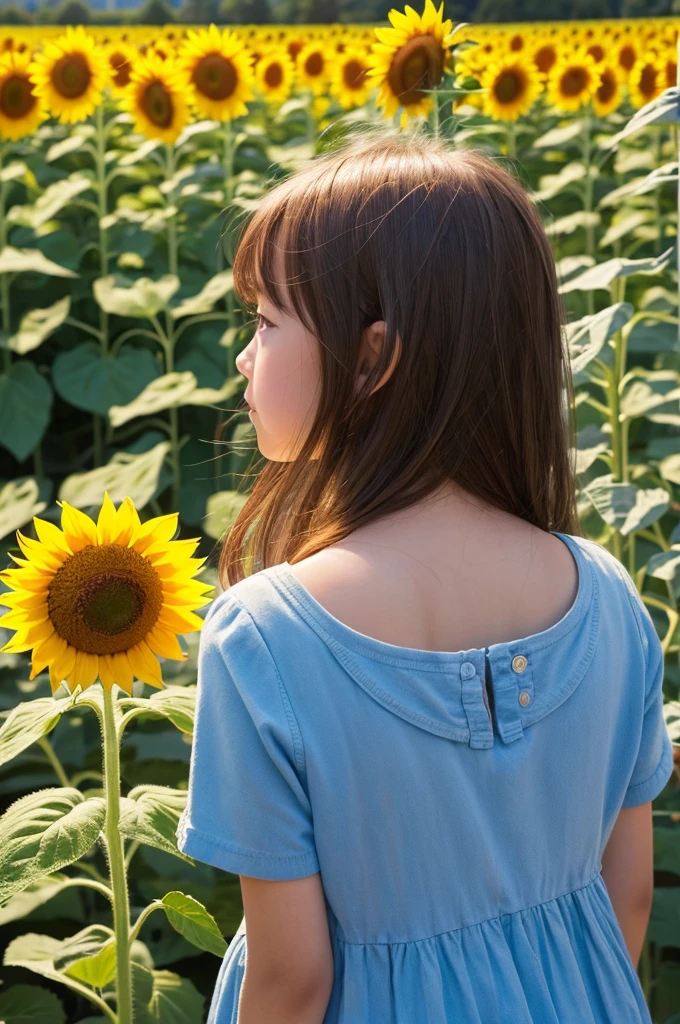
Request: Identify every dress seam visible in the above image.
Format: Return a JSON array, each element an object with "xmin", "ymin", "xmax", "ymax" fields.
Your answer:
[
  {"xmin": 333, "ymin": 871, "xmax": 603, "ymax": 946},
  {"xmin": 178, "ymin": 821, "xmax": 319, "ymax": 862}
]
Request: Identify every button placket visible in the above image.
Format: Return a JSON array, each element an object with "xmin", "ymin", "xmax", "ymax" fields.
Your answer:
[
  {"xmin": 486, "ymin": 649, "xmax": 533, "ymax": 744},
  {"xmin": 460, "ymin": 659, "xmax": 494, "ymax": 749}
]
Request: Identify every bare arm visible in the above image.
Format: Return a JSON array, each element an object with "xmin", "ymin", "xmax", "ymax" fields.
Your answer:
[
  {"xmin": 601, "ymin": 802, "xmax": 655, "ymax": 968},
  {"xmin": 236, "ymin": 872, "xmax": 334, "ymax": 1024}
]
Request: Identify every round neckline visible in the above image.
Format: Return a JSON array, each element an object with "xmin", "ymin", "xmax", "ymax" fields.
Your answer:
[{"xmin": 263, "ymin": 531, "xmax": 594, "ymax": 670}]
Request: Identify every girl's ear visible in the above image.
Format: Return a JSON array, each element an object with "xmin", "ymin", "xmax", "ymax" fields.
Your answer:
[{"xmin": 356, "ymin": 321, "xmax": 402, "ymax": 398}]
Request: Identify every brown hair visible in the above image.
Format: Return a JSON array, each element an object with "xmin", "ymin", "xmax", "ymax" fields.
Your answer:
[{"xmin": 219, "ymin": 123, "xmax": 579, "ymax": 586}]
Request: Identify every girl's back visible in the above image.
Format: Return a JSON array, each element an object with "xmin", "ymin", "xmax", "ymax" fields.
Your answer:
[{"xmin": 176, "ymin": 127, "xmax": 674, "ymax": 1022}]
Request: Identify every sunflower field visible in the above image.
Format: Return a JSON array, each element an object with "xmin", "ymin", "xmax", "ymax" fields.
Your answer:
[{"xmin": 0, "ymin": 5, "xmax": 680, "ymax": 1022}]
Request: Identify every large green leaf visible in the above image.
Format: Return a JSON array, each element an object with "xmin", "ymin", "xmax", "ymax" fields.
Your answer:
[
  {"xmin": 157, "ymin": 891, "xmax": 226, "ymax": 957},
  {"xmin": 109, "ymin": 371, "xmax": 198, "ymax": 427},
  {"xmin": 598, "ymin": 163, "xmax": 678, "ymax": 208},
  {"xmin": 566, "ymin": 302, "xmax": 633, "ymax": 375},
  {"xmin": 646, "ymin": 547, "xmax": 680, "ymax": 581},
  {"xmin": 533, "ymin": 162, "xmax": 587, "ymax": 202},
  {"xmin": 52, "ymin": 342, "xmax": 160, "ymax": 415},
  {"xmin": 0, "ymin": 361, "xmax": 53, "ymax": 462},
  {"xmin": 170, "ymin": 272, "xmax": 234, "ymax": 319},
  {"xmin": 0, "ymin": 984, "xmax": 66, "ymax": 1024},
  {"xmin": 575, "ymin": 424, "xmax": 609, "ymax": 475},
  {"xmin": 626, "ymin": 317, "xmax": 679, "ymax": 354},
  {"xmin": 544, "ymin": 211, "xmax": 600, "ymax": 238},
  {"xmin": 119, "ymin": 785, "xmax": 192, "ymax": 862},
  {"xmin": 0, "ymin": 246, "xmax": 77, "ymax": 278},
  {"xmin": 0, "ymin": 477, "xmax": 46, "ymax": 541},
  {"xmin": 7, "ymin": 175, "xmax": 93, "ymax": 230},
  {"xmin": 147, "ymin": 969, "xmax": 205, "ymax": 1024},
  {"xmin": 204, "ymin": 489, "xmax": 249, "ymax": 541},
  {"xmin": 118, "ymin": 686, "xmax": 196, "ymax": 735},
  {"xmin": 660, "ymin": 453, "xmax": 680, "ymax": 485},
  {"xmin": 4, "ymin": 296, "xmax": 71, "ymax": 355},
  {"xmin": 559, "ymin": 247, "xmax": 673, "ymax": 294},
  {"xmin": 582, "ymin": 475, "xmax": 669, "ymax": 536},
  {"xmin": 620, "ymin": 380, "xmax": 680, "ymax": 421},
  {"xmin": 0, "ymin": 693, "xmax": 77, "ymax": 768},
  {"xmin": 94, "ymin": 275, "xmax": 180, "ymax": 318},
  {"xmin": 0, "ymin": 789, "xmax": 105, "ymax": 903},
  {"xmin": 532, "ymin": 119, "xmax": 586, "ymax": 149},
  {"xmin": 56, "ymin": 925, "xmax": 117, "ymax": 988},
  {"xmin": 610, "ymin": 87, "xmax": 680, "ymax": 144},
  {"xmin": 0, "ymin": 873, "xmax": 71, "ymax": 926},
  {"xmin": 598, "ymin": 211, "xmax": 652, "ymax": 249},
  {"xmin": 59, "ymin": 440, "xmax": 170, "ymax": 510}
]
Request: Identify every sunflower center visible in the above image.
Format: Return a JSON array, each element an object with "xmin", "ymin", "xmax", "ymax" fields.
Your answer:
[
  {"xmin": 494, "ymin": 69, "xmax": 524, "ymax": 104},
  {"xmin": 387, "ymin": 34, "xmax": 444, "ymax": 107},
  {"xmin": 560, "ymin": 66, "xmax": 588, "ymax": 97},
  {"xmin": 587, "ymin": 44, "xmax": 604, "ymax": 62},
  {"xmin": 51, "ymin": 52, "xmax": 91, "ymax": 100},
  {"xmin": 666, "ymin": 61, "xmax": 677, "ymax": 88},
  {"xmin": 640, "ymin": 64, "xmax": 658, "ymax": 99},
  {"xmin": 192, "ymin": 52, "xmax": 237, "ymax": 100},
  {"xmin": 109, "ymin": 51, "xmax": 131, "ymax": 89},
  {"xmin": 597, "ymin": 69, "xmax": 616, "ymax": 104},
  {"xmin": 534, "ymin": 45, "xmax": 557, "ymax": 73},
  {"xmin": 142, "ymin": 80, "xmax": 173, "ymax": 128},
  {"xmin": 0, "ymin": 73, "xmax": 36, "ymax": 119},
  {"xmin": 47, "ymin": 544, "xmax": 164, "ymax": 655},
  {"xmin": 264, "ymin": 61, "xmax": 283, "ymax": 88},
  {"xmin": 618, "ymin": 45, "xmax": 636, "ymax": 71},
  {"xmin": 304, "ymin": 51, "xmax": 324, "ymax": 77},
  {"xmin": 343, "ymin": 59, "xmax": 365, "ymax": 90}
]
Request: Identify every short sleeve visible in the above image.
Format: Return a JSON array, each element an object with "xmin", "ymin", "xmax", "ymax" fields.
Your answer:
[
  {"xmin": 176, "ymin": 591, "xmax": 320, "ymax": 880},
  {"xmin": 621, "ymin": 595, "xmax": 674, "ymax": 808}
]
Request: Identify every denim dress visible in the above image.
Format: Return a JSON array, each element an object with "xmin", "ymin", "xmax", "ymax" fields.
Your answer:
[{"xmin": 176, "ymin": 531, "xmax": 674, "ymax": 1023}]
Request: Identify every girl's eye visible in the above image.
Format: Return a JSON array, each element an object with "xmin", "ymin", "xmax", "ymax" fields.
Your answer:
[{"xmin": 256, "ymin": 312, "xmax": 274, "ymax": 331}]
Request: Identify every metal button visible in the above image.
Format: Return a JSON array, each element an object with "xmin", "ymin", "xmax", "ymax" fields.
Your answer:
[
  {"xmin": 519, "ymin": 691, "xmax": 531, "ymax": 707},
  {"xmin": 512, "ymin": 655, "xmax": 527, "ymax": 673},
  {"xmin": 460, "ymin": 661, "xmax": 476, "ymax": 679}
]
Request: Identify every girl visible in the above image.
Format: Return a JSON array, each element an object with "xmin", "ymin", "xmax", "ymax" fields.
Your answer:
[{"xmin": 176, "ymin": 125, "xmax": 674, "ymax": 1023}]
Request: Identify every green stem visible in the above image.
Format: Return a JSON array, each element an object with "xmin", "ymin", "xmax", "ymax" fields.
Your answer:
[
  {"xmin": 129, "ymin": 901, "xmax": 162, "ymax": 945},
  {"xmin": 94, "ymin": 105, "xmax": 110, "ymax": 468},
  {"xmin": 0, "ymin": 143, "xmax": 11, "ymax": 374},
  {"xmin": 101, "ymin": 685, "xmax": 133, "ymax": 1024},
  {"xmin": 164, "ymin": 145, "xmax": 181, "ymax": 508},
  {"xmin": 640, "ymin": 934, "xmax": 652, "ymax": 1005},
  {"xmin": 583, "ymin": 108, "xmax": 595, "ymax": 316},
  {"xmin": 429, "ymin": 86, "xmax": 440, "ymax": 137},
  {"xmin": 37, "ymin": 736, "xmax": 70, "ymax": 787},
  {"xmin": 60, "ymin": 876, "xmax": 114, "ymax": 904},
  {"xmin": 505, "ymin": 119, "xmax": 516, "ymax": 159}
]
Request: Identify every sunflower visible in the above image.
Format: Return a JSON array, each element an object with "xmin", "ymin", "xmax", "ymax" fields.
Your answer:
[
  {"xmin": 28, "ymin": 25, "xmax": 110, "ymax": 124},
  {"xmin": 530, "ymin": 36, "xmax": 559, "ymax": 77},
  {"xmin": 0, "ymin": 494, "xmax": 212, "ymax": 696},
  {"xmin": 255, "ymin": 47, "xmax": 295, "ymax": 105},
  {"xmin": 629, "ymin": 55, "xmax": 665, "ymax": 109},
  {"xmin": 481, "ymin": 56, "xmax": 543, "ymax": 122},
  {"xmin": 330, "ymin": 46, "xmax": 373, "ymax": 109},
  {"xmin": 0, "ymin": 50, "xmax": 44, "ymax": 140},
  {"xmin": 546, "ymin": 50, "xmax": 601, "ymax": 113},
  {"xmin": 592, "ymin": 64, "xmax": 621, "ymax": 118},
  {"xmin": 175, "ymin": 24, "xmax": 254, "ymax": 121},
  {"xmin": 105, "ymin": 41, "xmax": 136, "ymax": 96},
  {"xmin": 664, "ymin": 56, "xmax": 677, "ymax": 90},
  {"xmin": 614, "ymin": 36, "xmax": 638, "ymax": 78},
  {"xmin": 366, "ymin": 0, "xmax": 458, "ymax": 128},
  {"xmin": 296, "ymin": 42, "xmax": 329, "ymax": 96},
  {"xmin": 123, "ymin": 53, "xmax": 190, "ymax": 144}
]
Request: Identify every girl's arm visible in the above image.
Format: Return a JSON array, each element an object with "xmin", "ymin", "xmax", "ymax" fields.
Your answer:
[
  {"xmin": 601, "ymin": 803, "xmax": 655, "ymax": 968},
  {"xmin": 236, "ymin": 872, "xmax": 334, "ymax": 1023}
]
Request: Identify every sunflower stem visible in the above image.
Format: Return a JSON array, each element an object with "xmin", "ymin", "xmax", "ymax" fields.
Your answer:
[
  {"xmin": 101, "ymin": 684, "xmax": 134, "ymax": 1024},
  {"xmin": 429, "ymin": 86, "xmax": 440, "ymax": 137},
  {"xmin": 582, "ymin": 106, "xmax": 595, "ymax": 316},
  {"xmin": 93, "ymin": 104, "xmax": 110, "ymax": 468},
  {"xmin": 0, "ymin": 143, "xmax": 11, "ymax": 374},
  {"xmin": 505, "ymin": 119, "xmax": 516, "ymax": 160},
  {"xmin": 164, "ymin": 145, "xmax": 182, "ymax": 509}
]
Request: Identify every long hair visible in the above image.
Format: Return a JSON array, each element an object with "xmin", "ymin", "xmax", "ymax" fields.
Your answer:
[{"xmin": 219, "ymin": 123, "xmax": 579, "ymax": 586}]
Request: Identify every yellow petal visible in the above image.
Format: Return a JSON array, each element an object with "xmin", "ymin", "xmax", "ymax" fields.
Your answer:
[
  {"xmin": 0, "ymin": 608, "xmax": 41, "ymax": 630},
  {"xmin": 99, "ymin": 653, "xmax": 117, "ymax": 690},
  {"xmin": 72, "ymin": 650, "xmax": 99, "ymax": 690},
  {"xmin": 0, "ymin": 590, "xmax": 48, "ymax": 611},
  {"xmin": 130, "ymin": 513, "xmax": 179, "ymax": 555},
  {"xmin": 32, "ymin": 517, "xmax": 73, "ymax": 558},
  {"xmin": 112, "ymin": 497, "xmax": 141, "ymax": 547},
  {"xmin": 97, "ymin": 492, "xmax": 117, "ymax": 546},
  {"xmin": 57, "ymin": 500, "xmax": 98, "ymax": 552},
  {"xmin": 157, "ymin": 606, "xmax": 204, "ymax": 634},
  {"xmin": 128, "ymin": 641, "xmax": 163, "ymax": 690},
  {"xmin": 53, "ymin": 642, "xmax": 77, "ymax": 682},
  {"xmin": 16, "ymin": 531, "xmax": 63, "ymax": 571},
  {"xmin": 33, "ymin": 629, "xmax": 67, "ymax": 666},
  {"xmin": 146, "ymin": 624, "xmax": 186, "ymax": 661},
  {"xmin": 111, "ymin": 651, "xmax": 133, "ymax": 695},
  {"xmin": 144, "ymin": 536, "xmax": 200, "ymax": 565}
]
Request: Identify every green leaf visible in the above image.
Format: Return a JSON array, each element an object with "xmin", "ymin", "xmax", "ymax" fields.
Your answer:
[
  {"xmin": 108, "ymin": 371, "xmax": 198, "ymax": 427},
  {"xmin": 566, "ymin": 302, "xmax": 633, "ymax": 375},
  {"xmin": 119, "ymin": 785, "xmax": 192, "ymax": 862},
  {"xmin": 559, "ymin": 248, "xmax": 674, "ymax": 294},
  {"xmin": 7, "ymin": 175, "xmax": 92, "ymax": 230},
  {"xmin": 598, "ymin": 211, "xmax": 651, "ymax": 248},
  {"xmin": 0, "ymin": 693, "xmax": 77, "ymax": 768},
  {"xmin": 0, "ymin": 361, "xmax": 53, "ymax": 462},
  {"xmin": 0, "ymin": 788, "xmax": 106, "ymax": 903},
  {"xmin": 0, "ymin": 873, "xmax": 71, "ymax": 926},
  {"xmin": 118, "ymin": 685, "xmax": 196, "ymax": 735},
  {"xmin": 147, "ymin": 969, "xmax": 205, "ymax": 1024},
  {"xmin": 627, "ymin": 317, "xmax": 679, "ymax": 354},
  {"xmin": 204, "ymin": 489, "xmax": 249, "ymax": 541},
  {"xmin": 556, "ymin": 253, "xmax": 595, "ymax": 287},
  {"xmin": 598, "ymin": 163, "xmax": 678, "ymax": 208},
  {"xmin": 0, "ymin": 160, "xmax": 27, "ymax": 183},
  {"xmin": 532, "ymin": 119, "xmax": 585, "ymax": 149},
  {"xmin": 0, "ymin": 246, "xmax": 77, "ymax": 278},
  {"xmin": 0, "ymin": 477, "xmax": 46, "ymax": 541},
  {"xmin": 533, "ymin": 162, "xmax": 587, "ymax": 202},
  {"xmin": 575, "ymin": 424, "xmax": 609, "ymax": 475},
  {"xmin": 583, "ymin": 474, "xmax": 669, "ymax": 536},
  {"xmin": 52, "ymin": 342, "xmax": 160, "ymax": 416},
  {"xmin": 660, "ymin": 453, "xmax": 680, "ymax": 485},
  {"xmin": 59, "ymin": 440, "xmax": 171, "ymax": 511},
  {"xmin": 610, "ymin": 87, "xmax": 680, "ymax": 144},
  {"xmin": 170, "ymin": 271, "xmax": 234, "ymax": 318},
  {"xmin": 94, "ymin": 274, "xmax": 180, "ymax": 318},
  {"xmin": 5, "ymin": 296, "xmax": 70, "ymax": 355},
  {"xmin": 544, "ymin": 211, "xmax": 600, "ymax": 238},
  {"xmin": 620, "ymin": 375, "xmax": 680, "ymax": 421},
  {"xmin": 119, "ymin": 138, "xmax": 161, "ymax": 166},
  {"xmin": 159, "ymin": 891, "xmax": 227, "ymax": 957},
  {"xmin": 0, "ymin": 984, "xmax": 66, "ymax": 1024},
  {"xmin": 646, "ymin": 547, "xmax": 680, "ymax": 581},
  {"xmin": 57, "ymin": 925, "xmax": 116, "ymax": 988}
]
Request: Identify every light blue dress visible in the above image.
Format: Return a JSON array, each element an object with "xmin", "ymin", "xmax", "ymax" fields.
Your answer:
[{"xmin": 176, "ymin": 531, "xmax": 674, "ymax": 1023}]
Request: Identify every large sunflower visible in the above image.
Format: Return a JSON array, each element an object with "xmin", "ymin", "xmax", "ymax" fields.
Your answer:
[
  {"xmin": 366, "ymin": 0, "xmax": 457, "ymax": 127},
  {"xmin": 105, "ymin": 41, "xmax": 137, "ymax": 96},
  {"xmin": 481, "ymin": 55, "xmax": 543, "ymax": 122},
  {"xmin": 546, "ymin": 50, "xmax": 601, "ymax": 113},
  {"xmin": 0, "ymin": 494, "xmax": 212, "ymax": 696},
  {"xmin": 330, "ymin": 46, "xmax": 373, "ymax": 109},
  {"xmin": 176, "ymin": 24, "xmax": 254, "ymax": 121},
  {"xmin": 123, "ymin": 54, "xmax": 190, "ymax": 144},
  {"xmin": 592, "ymin": 64, "xmax": 621, "ymax": 118},
  {"xmin": 629, "ymin": 55, "xmax": 665, "ymax": 110},
  {"xmin": 0, "ymin": 50, "xmax": 44, "ymax": 140},
  {"xmin": 296, "ymin": 42, "xmax": 329, "ymax": 96},
  {"xmin": 255, "ymin": 47, "xmax": 295, "ymax": 106},
  {"xmin": 29, "ymin": 26, "xmax": 110, "ymax": 124}
]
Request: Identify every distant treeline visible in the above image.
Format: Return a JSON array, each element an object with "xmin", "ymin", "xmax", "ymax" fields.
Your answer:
[{"xmin": 0, "ymin": 0, "xmax": 672, "ymax": 29}]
